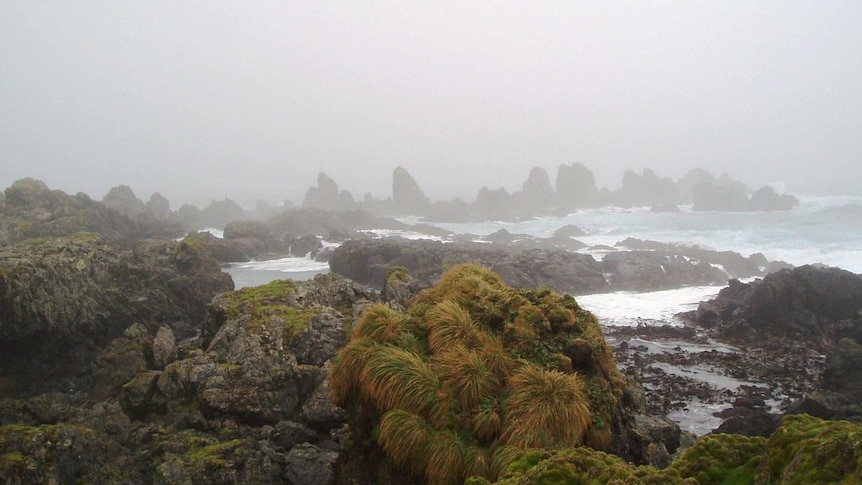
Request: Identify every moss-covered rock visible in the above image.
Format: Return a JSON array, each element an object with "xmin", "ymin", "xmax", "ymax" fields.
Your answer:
[
  {"xmin": 0, "ymin": 233, "xmax": 232, "ymax": 396},
  {"xmin": 476, "ymin": 447, "xmax": 697, "ymax": 484},
  {"xmin": 756, "ymin": 414, "xmax": 862, "ymax": 484},
  {"xmin": 671, "ymin": 433, "xmax": 766, "ymax": 485},
  {"xmin": 152, "ymin": 430, "xmax": 279, "ymax": 484},
  {"xmin": 0, "ymin": 423, "xmax": 118, "ymax": 483}
]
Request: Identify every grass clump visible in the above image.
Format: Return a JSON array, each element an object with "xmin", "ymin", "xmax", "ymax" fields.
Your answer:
[{"xmin": 330, "ymin": 263, "xmax": 627, "ymax": 483}]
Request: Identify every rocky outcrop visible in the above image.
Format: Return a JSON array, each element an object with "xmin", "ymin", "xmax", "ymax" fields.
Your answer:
[
  {"xmin": 687, "ymin": 266, "xmax": 862, "ymax": 348},
  {"xmin": 0, "ymin": 233, "xmax": 233, "ymax": 394},
  {"xmin": 612, "ymin": 169, "xmax": 679, "ymax": 208},
  {"xmin": 0, "ymin": 273, "xmax": 379, "ymax": 484},
  {"xmin": 101, "ymin": 185, "xmax": 146, "ymax": 218},
  {"xmin": 269, "ymin": 208, "xmax": 405, "ymax": 242},
  {"xmin": 391, "ymin": 167, "xmax": 429, "ymax": 215},
  {"xmin": 556, "ymin": 162, "xmax": 600, "ymax": 211},
  {"xmin": 472, "ymin": 187, "xmax": 514, "ymax": 221},
  {"xmin": 1, "ymin": 178, "xmax": 180, "ymax": 247},
  {"xmin": 514, "ymin": 166, "xmax": 555, "ymax": 213},
  {"xmin": 302, "ymin": 173, "xmax": 356, "ymax": 213},
  {"xmin": 328, "ymin": 238, "xmax": 766, "ymax": 295},
  {"xmin": 691, "ymin": 181, "xmax": 749, "ymax": 211},
  {"xmin": 748, "ymin": 185, "xmax": 798, "ymax": 211}
]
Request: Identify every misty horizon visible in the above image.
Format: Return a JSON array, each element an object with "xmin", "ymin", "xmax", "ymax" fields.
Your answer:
[{"xmin": 3, "ymin": 2, "xmax": 861, "ymax": 207}]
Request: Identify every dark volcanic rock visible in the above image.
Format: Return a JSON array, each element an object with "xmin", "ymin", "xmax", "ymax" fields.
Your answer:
[
  {"xmin": 688, "ymin": 266, "xmax": 862, "ymax": 348},
  {"xmin": 328, "ymin": 238, "xmax": 762, "ymax": 296},
  {"xmin": 0, "ymin": 233, "xmax": 233, "ymax": 394},
  {"xmin": 329, "ymin": 238, "xmax": 608, "ymax": 294},
  {"xmin": 600, "ymin": 251, "xmax": 728, "ymax": 291},
  {"xmin": 182, "ymin": 230, "xmax": 251, "ymax": 262},
  {"xmin": 822, "ymin": 337, "xmax": 862, "ymax": 402}
]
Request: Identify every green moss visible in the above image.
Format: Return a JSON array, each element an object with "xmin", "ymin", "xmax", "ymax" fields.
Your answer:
[
  {"xmin": 758, "ymin": 414, "xmax": 862, "ymax": 484},
  {"xmin": 386, "ymin": 265, "xmax": 411, "ymax": 284},
  {"xmin": 187, "ymin": 439, "xmax": 245, "ymax": 466},
  {"xmin": 0, "ymin": 451, "xmax": 24, "ymax": 465},
  {"xmin": 225, "ymin": 280, "xmax": 296, "ymax": 319},
  {"xmin": 491, "ymin": 447, "xmax": 696, "ymax": 484},
  {"xmin": 671, "ymin": 434, "xmax": 765, "ymax": 485},
  {"xmin": 221, "ymin": 279, "xmax": 319, "ymax": 343}
]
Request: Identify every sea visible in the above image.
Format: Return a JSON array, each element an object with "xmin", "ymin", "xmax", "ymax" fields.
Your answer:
[{"xmin": 218, "ymin": 194, "xmax": 862, "ymax": 434}]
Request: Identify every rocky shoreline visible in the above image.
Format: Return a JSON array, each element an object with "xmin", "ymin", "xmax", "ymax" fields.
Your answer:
[{"xmin": 2, "ymin": 179, "xmax": 862, "ymax": 483}]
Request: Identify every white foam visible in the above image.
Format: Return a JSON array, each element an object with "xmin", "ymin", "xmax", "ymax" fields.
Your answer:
[
  {"xmin": 359, "ymin": 229, "xmax": 446, "ymax": 242},
  {"xmin": 201, "ymin": 228, "xmax": 224, "ymax": 239},
  {"xmin": 428, "ymin": 196, "xmax": 862, "ymax": 274},
  {"xmin": 576, "ymin": 285, "xmax": 723, "ymax": 327},
  {"xmin": 231, "ymin": 256, "xmax": 329, "ymax": 272}
]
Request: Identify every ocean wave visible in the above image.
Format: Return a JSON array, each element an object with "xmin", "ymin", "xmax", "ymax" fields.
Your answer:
[
  {"xmin": 576, "ymin": 285, "xmax": 724, "ymax": 327},
  {"xmin": 358, "ymin": 229, "xmax": 447, "ymax": 242},
  {"xmin": 230, "ymin": 256, "xmax": 330, "ymax": 272}
]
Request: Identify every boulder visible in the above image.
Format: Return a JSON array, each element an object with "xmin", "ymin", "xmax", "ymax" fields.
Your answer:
[
  {"xmin": 284, "ymin": 443, "xmax": 338, "ymax": 485},
  {"xmin": 153, "ymin": 326, "xmax": 178, "ymax": 369}
]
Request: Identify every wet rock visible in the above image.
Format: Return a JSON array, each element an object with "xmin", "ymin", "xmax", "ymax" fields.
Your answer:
[
  {"xmin": 687, "ymin": 266, "xmax": 862, "ymax": 348},
  {"xmin": 290, "ymin": 309, "xmax": 346, "ymax": 367},
  {"xmin": 153, "ymin": 327, "xmax": 178, "ymax": 369},
  {"xmin": 822, "ymin": 337, "xmax": 862, "ymax": 401},
  {"xmin": 284, "ymin": 442, "xmax": 338, "ymax": 485},
  {"xmin": 382, "ymin": 265, "xmax": 418, "ymax": 308},
  {"xmin": 270, "ymin": 420, "xmax": 317, "ymax": 450},
  {"xmin": 330, "ymin": 238, "xmax": 767, "ymax": 296},
  {"xmin": 90, "ymin": 324, "xmax": 152, "ymax": 401}
]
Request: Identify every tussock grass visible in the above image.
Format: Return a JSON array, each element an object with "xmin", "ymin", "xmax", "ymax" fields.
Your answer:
[
  {"xmin": 329, "ymin": 263, "xmax": 625, "ymax": 482},
  {"xmin": 352, "ymin": 303, "xmax": 412, "ymax": 344},
  {"xmin": 329, "ymin": 337, "xmax": 380, "ymax": 406},
  {"xmin": 501, "ymin": 364, "xmax": 591, "ymax": 449},
  {"xmin": 361, "ymin": 346, "xmax": 440, "ymax": 417},
  {"xmin": 427, "ymin": 300, "xmax": 483, "ymax": 353},
  {"xmin": 426, "ymin": 430, "xmax": 469, "ymax": 485},
  {"xmin": 376, "ymin": 409, "xmax": 431, "ymax": 476},
  {"xmin": 433, "ymin": 346, "xmax": 501, "ymax": 413}
]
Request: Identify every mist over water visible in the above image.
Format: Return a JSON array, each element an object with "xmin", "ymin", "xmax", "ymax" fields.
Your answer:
[{"xmin": 2, "ymin": 3, "xmax": 862, "ymax": 205}]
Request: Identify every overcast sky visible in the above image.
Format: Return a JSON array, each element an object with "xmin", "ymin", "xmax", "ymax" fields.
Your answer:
[{"xmin": 2, "ymin": 2, "xmax": 861, "ymax": 207}]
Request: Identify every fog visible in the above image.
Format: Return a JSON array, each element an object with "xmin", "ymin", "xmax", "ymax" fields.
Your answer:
[{"xmin": 2, "ymin": 2, "xmax": 861, "ymax": 207}]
